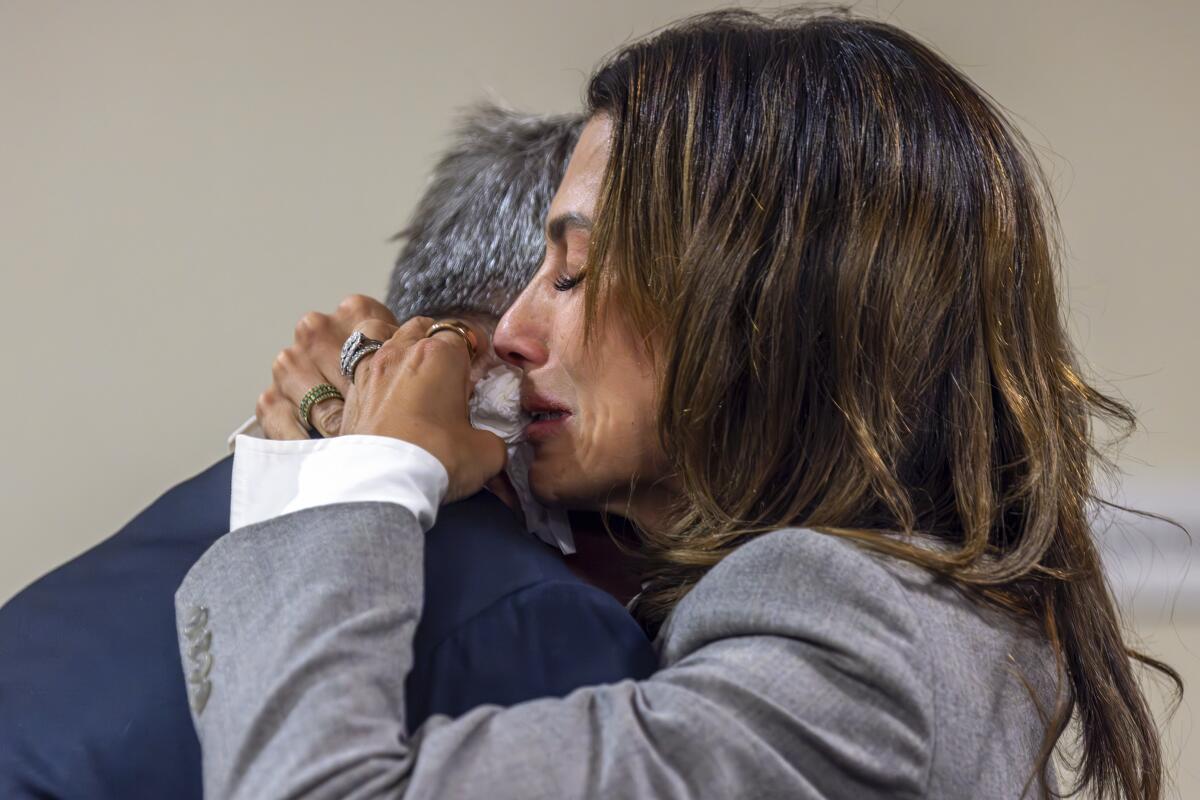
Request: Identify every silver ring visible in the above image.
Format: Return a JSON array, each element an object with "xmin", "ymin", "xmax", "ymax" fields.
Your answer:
[{"xmin": 339, "ymin": 330, "xmax": 385, "ymax": 383}]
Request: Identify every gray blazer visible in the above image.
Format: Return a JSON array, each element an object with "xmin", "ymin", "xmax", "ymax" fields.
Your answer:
[{"xmin": 175, "ymin": 501, "xmax": 1059, "ymax": 799}]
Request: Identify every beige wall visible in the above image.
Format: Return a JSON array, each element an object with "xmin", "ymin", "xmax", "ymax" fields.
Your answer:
[{"xmin": 2, "ymin": 1, "xmax": 1196, "ymax": 795}]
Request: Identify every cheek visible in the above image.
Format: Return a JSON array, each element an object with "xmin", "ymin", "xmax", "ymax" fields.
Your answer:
[
  {"xmin": 572, "ymin": 355, "xmax": 662, "ymax": 479},
  {"xmin": 534, "ymin": 295, "xmax": 668, "ymax": 500}
]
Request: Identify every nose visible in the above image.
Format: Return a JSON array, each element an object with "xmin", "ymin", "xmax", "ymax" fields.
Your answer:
[{"xmin": 494, "ymin": 288, "xmax": 549, "ymax": 370}]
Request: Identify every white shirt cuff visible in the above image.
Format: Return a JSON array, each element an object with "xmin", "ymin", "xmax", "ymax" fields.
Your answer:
[
  {"xmin": 227, "ymin": 415, "xmax": 263, "ymax": 452},
  {"xmin": 229, "ymin": 434, "xmax": 449, "ymax": 533}
]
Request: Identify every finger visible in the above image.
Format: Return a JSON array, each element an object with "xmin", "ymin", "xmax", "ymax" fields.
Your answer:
[
  {"xmin": 256, "ymin": 387, "xmax": 308, "ymax": 440},
  {"xmin": 428, "ymin": 325, "xmax": 477, "ymax": 364},
  {"xmin": 306, "ymin": 397, "xmax": 345, "ymax": 439},
  {"xmin": 344, "ymin": 319, "xmax": 402, "ymax": 385},
  {"xmin": 390, "ymin": 315, "xmax": 437, "ymax": 351},
  {"xmin": 270, "ymin": 350, "xmax": 345, "ymax": 437},
  {"xmin": 353, "ymin": 318, "xmax": 405, "ymax": 341},
  {"xmin": 272, "ymin": 347, "xmax": 336, "ymax": 407},
  {"xmin": 293, "ymin": 311, "xmax": 352, "ymax": 395},
  {"xmin": 356, "ymin": 316, "xmax": 437, "ymax": 386},
  {"xmin": 399, "ymin": 335, "xmax": 474, "ymax": 400},
  {"xmin": 334, "ymin": 294, "xmax": 397, "ymax": 327},
  {"xmin": 324, "ymin": 306, "xmax": 397, "ymax": 393},
  {"xmin": 396, "ymin": 319, "xmax": 476, "ymax": 384},
  {"xmin": 307, "ymin": 332, "xmax": 353, "ymax": 396}
]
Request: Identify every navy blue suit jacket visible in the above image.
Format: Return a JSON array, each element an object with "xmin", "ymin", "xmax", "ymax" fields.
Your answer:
[{"xmin": 0, "ymin": 455, "xmax": 657, "ymax": 799}]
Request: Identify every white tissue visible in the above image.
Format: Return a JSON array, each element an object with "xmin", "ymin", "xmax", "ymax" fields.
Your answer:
[
  {"xmin": 468, "ymin": 365, "xmax": 575, "ymax": 554},
  {"xmin": 466, "ymin": 364, "xmax": 526, "ymax": 444}
]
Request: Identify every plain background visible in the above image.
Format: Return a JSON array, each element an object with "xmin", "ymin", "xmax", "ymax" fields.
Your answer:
[{"xmin": 1, "ymin": 1, "xmax": 1196, "ymax": 795}]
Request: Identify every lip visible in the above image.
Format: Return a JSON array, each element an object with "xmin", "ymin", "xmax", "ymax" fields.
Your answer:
[
  {"xmin": 524, "ymin": 414, "xmax": 571, "ymax": 442},
  {"xmin": 521, "ymin": 390, "xmax": 572, "ymax": 442}
]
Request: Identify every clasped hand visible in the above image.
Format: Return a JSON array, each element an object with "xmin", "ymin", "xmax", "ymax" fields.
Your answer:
[{"xmin": 256, "ymin": 295, "xmax": 507, "ymax": 503}]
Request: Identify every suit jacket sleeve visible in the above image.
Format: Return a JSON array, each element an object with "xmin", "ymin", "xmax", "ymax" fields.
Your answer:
[{"xmin": 176, "ymin": 501, "xmax": 933, "ymax": 800}]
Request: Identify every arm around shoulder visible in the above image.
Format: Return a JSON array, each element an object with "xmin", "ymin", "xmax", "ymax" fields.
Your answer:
[{"xmin": 178, "ymin": 503, "xmax": 935, "ymax": 800}]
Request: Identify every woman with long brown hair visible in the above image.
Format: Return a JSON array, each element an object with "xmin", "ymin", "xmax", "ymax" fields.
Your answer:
[{"xmin": 176, "ymin": 8, "xmax": 1179, "ymax": 798}]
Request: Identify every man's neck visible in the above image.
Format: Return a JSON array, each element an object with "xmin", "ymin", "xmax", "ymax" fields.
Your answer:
[
  {"xmin": 560, "ymin": 511, "xmax": 643, "ymax": 607},
  {"xmin": 484, "ymin": 480, "xmax": 645, "ymax": 607}
]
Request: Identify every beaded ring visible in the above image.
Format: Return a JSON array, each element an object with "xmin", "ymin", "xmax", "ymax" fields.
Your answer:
[{"xmin": 298, "ymin": 383, "xmax": 344, "ymax": 431}]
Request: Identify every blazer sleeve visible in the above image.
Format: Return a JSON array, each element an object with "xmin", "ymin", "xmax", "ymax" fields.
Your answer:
[{"xmin": 176, "ymin": 501, "xmax": 933, "ymax": 800}]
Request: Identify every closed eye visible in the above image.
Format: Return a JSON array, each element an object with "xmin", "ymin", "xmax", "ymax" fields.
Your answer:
[{"xmin": 553, "ymin": 272, "xmax": 585, "ymax": 292}]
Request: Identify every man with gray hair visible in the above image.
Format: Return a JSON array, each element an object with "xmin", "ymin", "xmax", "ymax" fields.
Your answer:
[
  {"xmin": 0, "ymin": 104, "xmax": 656, "ymax": 800},
  {"xmin": 267, "ymin": 104, "xmax": 584, "ymax": 444},
  {"xmin": 387, "ymin": 103, "xmax": 580, "ymax": 321}
]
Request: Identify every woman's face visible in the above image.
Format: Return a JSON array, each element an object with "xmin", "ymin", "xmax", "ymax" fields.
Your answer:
[{"xmin": 493, "ymin": 116, "xmax": 673, "ymax": 523}]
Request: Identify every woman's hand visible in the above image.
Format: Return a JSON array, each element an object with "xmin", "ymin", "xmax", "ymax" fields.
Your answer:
[
  {"xmin": 257, "ymin": 294, "xmax": 398, "ymax": 439},
  {"xmin": 342, "ymin": 317, "xmax": 508, "ymax": 503}
]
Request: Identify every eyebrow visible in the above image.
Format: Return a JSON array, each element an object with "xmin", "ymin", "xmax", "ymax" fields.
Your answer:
[{"xmin": 545, "ymin": 211, "xmax": 593, "ymax": 247}]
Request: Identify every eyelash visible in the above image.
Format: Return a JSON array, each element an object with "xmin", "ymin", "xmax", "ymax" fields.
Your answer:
[{"xmin": 553, "ymin": 272, "xmax": 584, "ymax": 292}]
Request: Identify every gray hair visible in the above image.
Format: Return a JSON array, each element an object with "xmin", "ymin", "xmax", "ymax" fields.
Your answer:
[{"xmin": 385, "ymin": 103, "xmax": 584, "ymax": 321}]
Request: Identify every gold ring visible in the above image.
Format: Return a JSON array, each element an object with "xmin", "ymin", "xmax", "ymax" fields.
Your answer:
[{"xmin": 425, "ymin": 320, "xmax": 478, "ymax": 361}]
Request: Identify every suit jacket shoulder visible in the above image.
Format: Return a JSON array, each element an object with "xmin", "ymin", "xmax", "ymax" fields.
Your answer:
[
  {"xmin": 0, "ymin": 455, "xmax": 231, "ymax": 800},
  {"xmin": 413, "ymin": 579, "xmax": 657, "ymax": 725},
  {"xmin": 410, "ymin": 492, "xmax": 656, "ymax": 726}
]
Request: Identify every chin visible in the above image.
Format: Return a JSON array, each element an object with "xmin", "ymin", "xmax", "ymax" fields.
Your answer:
[
  {"xmin": 527, "ymin": 463, "xmax": 571, "ymax": 508},
  {"xmin": 527, "ymin": 457, "xmax": 597, "ymax": 511}
]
